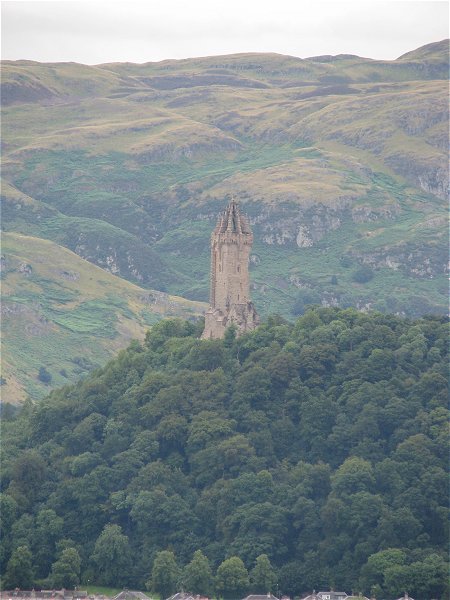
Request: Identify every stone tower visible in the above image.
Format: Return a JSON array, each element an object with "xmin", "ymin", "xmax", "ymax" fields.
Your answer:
[{"xmin": 202, "ymin": 199, "xmax": 259, "ymax": 339}]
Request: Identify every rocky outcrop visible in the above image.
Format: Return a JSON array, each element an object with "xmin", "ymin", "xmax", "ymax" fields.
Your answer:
[
  {"xmin": 18, "ymin": 262, "xmax": 33, "ymax": 275},
  {"xmin": 251, "ymin": 204, "xmax": 344, "ymax": 248},
  {"xmin": 1, "ymin": 301, "xmax": 52, "ymax": 335},
  {"xmin": 58, "ymin": 270, "xmax": 80, "ymax": 281},
  {"xmin": 248, "ymin": 200, "xmax": 399, "ymax": 248},
  {"xmin": 385, "ymin": 153, "xmax": 448, "ymax": 199},
  {"xmin": 351, "ymin": 242, "xmax": 447, "ymax": 278}
]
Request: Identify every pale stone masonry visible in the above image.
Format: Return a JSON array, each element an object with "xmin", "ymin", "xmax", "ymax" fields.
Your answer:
[{"xmin": 202, "ymin": 199, "xmax": 259, "ymax": 339}]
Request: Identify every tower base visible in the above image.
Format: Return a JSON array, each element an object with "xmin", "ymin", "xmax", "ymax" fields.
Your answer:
[{"xmin": 201, "ymin": 302, "xmax": 260, "ymax": 340}]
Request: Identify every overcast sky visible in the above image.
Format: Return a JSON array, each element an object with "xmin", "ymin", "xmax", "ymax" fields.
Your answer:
[{"xmin": 1, "ymin": 0, "xmax": 448, "ymax": 64}]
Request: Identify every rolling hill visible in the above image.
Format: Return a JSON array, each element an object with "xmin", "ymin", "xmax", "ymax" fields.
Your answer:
[
  {"xmin": 1, "ymin": 40, "xmax": 448, "ymax": 402},
  {"xmin": 1, "ymin": 232, "xmax": 205, "ymax": 403}
]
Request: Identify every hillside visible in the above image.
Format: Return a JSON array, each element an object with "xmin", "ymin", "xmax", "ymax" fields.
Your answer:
[
  {"xmin": 1, "ymin": 309, "xmax": 448, "ymax": 597},
  {"xmin": 1, "ymin": 232, "xmax": 205, "ymax": 403},
  {"xmin": 1, "ymin": 40, "xmax": 449, "ymax": 400}
]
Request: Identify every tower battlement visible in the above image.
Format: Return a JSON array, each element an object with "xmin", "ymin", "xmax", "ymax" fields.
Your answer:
[{"xmin": 202, "ymin": 199, "xmax": 259, "ymax": 339}]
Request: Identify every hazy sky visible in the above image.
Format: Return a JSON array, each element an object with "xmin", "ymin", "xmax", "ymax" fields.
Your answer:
[{"xmin": 1, "ymin": 0, "xmax": 448, "ymax": 64}]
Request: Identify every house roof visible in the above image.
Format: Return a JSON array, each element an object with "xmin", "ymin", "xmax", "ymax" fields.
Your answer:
[
  {"xmin": 302, "ymin": 593, "xmax": 348, "ymax": 600},
  {"xmin": 166, "ymin": 594, "xmax": 196, "ymax": 600},
  {"xmin": 1, "ymin": 593, "xmax": 89, "ymax": 600},
  {"xmin": 242, "ymin": 595, "xmax": 280, "ymax": 600},
  {"xmin": 113, "ymin": 593, "xmax": 152, "ymax": 600}
]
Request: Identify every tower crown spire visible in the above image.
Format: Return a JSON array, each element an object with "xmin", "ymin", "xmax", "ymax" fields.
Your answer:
[{"xmin": 215, "ymin": 198, "xmax": 251, "ymax": 235}]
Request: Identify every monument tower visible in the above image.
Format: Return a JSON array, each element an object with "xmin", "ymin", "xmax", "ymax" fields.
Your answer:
[{"xmin": 202, "ymin": 199, "xmax": 259, "ymax": 339}]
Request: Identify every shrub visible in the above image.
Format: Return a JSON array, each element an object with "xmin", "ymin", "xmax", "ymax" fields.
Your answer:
[
  {"xmin": 292, "ymin": 289, "xmax": 321, "ymax": 316},
  {"xmin": 352, "ymin": 266, "xmax": 374, "ymax": 283},
  {"xmin": 38, "ymin": 366, "xmax": 52, "ymax": 384}
]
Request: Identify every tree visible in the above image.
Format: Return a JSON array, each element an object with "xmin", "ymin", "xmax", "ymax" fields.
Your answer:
[
  {"xmin": 4, "ymin": 545, "xmax": 34, "ymax": 589},
  {"xmin": 223, "ymin": 324, "xmax": 237, "ymax": 348},
  {"xmin": 184, "ymin": 340, "xmax": 224, "ymax": 371},
  {"xmin": 359, "ymin": 548, "xmax": 406, "ymax": 594},
  {"xmin": 278, "ymin": 562, "xmax": 304, "ymax": 597},
  {"xmin": 156, "ymin": 414, "xmax": 188, "ymax": 454},
  {"xmin": 8, "ymin": 450, "xmax": 47, "ymax": 510},
  {"xmin": 409, "ymin": 554, "xmax": 449, "ymax": 599},
  {"xmin": 182, "ymin": 550, "xmax": 214, "ymax": 596},
  {"xmin": 91, "ymin": 524, "xmax": 131, "ymax": 586},
  {"xmin": 50, "ymin": 547, "xmax": 81, "ymax": 588},
  {"xmin": 145, "ymin": 318, "xmax": 195, "ymax": 351},
  {"xmin": 383, "ymin": 564, "xmax": 413, "ymax": 598},
  {"xmin": 0, "ymin": 494, "xmax": 18, "ymax": 571},
  {"xmin": 34, "ymin": 508, "xmax": 64, "ymax": 578},
  {"xmin": 292, "ymin": 289, "xmax": 321, "ymax": 316},
  {"xmin": 331, "ymin": 456, "xmax": 375, "ymax": 496},
  {"xmin": 267, "ymin": 353, "xmax": 298, "ymax": 391},
  {"xmin": 225, "ymin": 503, "xmax": 289, "ymax": 564},
  {"xmin": 366, "ymin": 348, "xmax": 394, "ymax": 382},
  {"xmin": 148, "ymin": 550, "xmax": 180, "ymax": 599},
  {"xmin": 38, "ymin": 366, "xmax": 52, "ymax": 384},
  {"xmin": 250, "ymin": 554, "xmax": 277, "ymax": 593},
  {"xmin": 236, "ymin": 366, "xmax": 271, "ymax": 404},
  {"xmin": 130, "ymin": 489, "xmax": 196, "ymax": 550},
  {"xmin": 216, "ymin": 556, "xmax": 249, "ymax": 599},
  {"xmin": 352, "ymin": 266, "xmax": 374, "ymax": 283}
]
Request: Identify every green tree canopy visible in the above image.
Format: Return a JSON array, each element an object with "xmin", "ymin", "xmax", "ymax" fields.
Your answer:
[
  {"xmin": 182, "ymin": 550, "xmax": 214, "ymax": 596},
  {"xmin": 91, "ymin": 524, "xmax": 132, "ymax": 586},
  {"xmin": 250, "ymin": 554, "xmax": 277, "ymax": 593},
  {"xmin": 216, "ymin": 556, "xmax": 249, "ymax": 599},
  {"xmin": 50, "ymin": 547, "xmax": 81, "ymax": 589},
  {"xmin": 1, "ymin": 310, "xmax": 448, "ymax": 594},
  {"xmin": 4, "ymin": 545, "xmax": 34, "ymax": 589},
  {"xmin": 148, "ymin": 550, "xmax": 181, "ymax": 599}
]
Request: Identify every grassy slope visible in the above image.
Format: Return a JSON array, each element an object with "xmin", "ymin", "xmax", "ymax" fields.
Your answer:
[
  {"xmin": 1, "ymin": 60, "xmax": 147, "ymax": 106},
  {"xmin": 1, "ymin": 41, "xmax": 448, "ymax": 402},
  {"xmin": 1, "ymin": 232, "xmax": 205, "ymax": 403}
]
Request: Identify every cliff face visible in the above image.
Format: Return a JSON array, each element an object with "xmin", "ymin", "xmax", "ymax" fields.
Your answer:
[
  {"xmin": 385, "ymin": 153, "xmax": 448, "ymax": 199},
  {"xmin": 249, "ymin": 202, "xmax": 402, "ymax": 249}
]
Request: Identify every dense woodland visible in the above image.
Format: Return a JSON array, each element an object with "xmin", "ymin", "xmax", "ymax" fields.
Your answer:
[{"xmin": 1, "ymin": 308, "xmax": 448, "ymax": 599}]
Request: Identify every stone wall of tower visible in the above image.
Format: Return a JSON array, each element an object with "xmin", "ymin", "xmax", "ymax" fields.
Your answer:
[
  {"xmin": 211, "ymin": 231, "xmax": 252, "ymax": 310},
  {"xmin": 202, "ymin": 200, "xmax": 259, "ymax": 340}
]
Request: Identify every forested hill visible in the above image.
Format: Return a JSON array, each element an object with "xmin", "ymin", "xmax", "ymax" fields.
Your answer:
[
  {"xmin": 1, "ymin": 309, "xmax": 448, "ymax": 598},
  {"xmin": 2, "ymin": 40, "xmax": 449, "ymax": 403}
]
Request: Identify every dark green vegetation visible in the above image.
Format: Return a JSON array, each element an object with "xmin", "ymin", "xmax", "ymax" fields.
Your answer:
[
  {"xmin": 1, "ymin": 40, "xmax": 449, "ymax": 402},
  {"xmin": 1, "ymin": 309, "xmax": 448, "ymax": 598}
]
